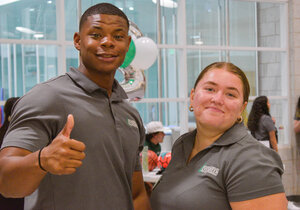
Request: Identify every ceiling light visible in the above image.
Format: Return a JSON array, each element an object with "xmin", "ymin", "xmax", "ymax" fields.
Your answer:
[
  {"xmin": 16, "ymin": 27, "xmax": 36, "ymax": 34},
  {"xmin": 34, "ymin": 34, "xmax": 44, "ymax": 39},
  {"xmin": 129, "ymin": 7, "xmax": 134, "ymax": 11},
  {"xmin": 0, "ymin": 0, "xmax": 20, "ymax": 6},
  {"xmin": 195, "ymin": 40, "xmax": 203, "ymax": 45},
  {"xmin": 152, "ymin": 0, "xmax": 178, "ymax": 8}
]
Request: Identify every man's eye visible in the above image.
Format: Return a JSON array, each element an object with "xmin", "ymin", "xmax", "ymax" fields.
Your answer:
[
  {"xmin": 91, "ymin": 34, "xmax": 101, "ymax": 38},
  {"xmin": 114, "ymin": 35, "xmax": 124, "ymax": 39}
]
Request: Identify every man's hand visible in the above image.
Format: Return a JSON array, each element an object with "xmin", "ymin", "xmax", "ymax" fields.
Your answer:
[{"xmin": 40, "ymin": 114, "xmax": 86, "ymax": 175}]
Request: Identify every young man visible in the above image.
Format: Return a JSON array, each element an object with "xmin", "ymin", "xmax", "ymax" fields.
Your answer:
[{"xmin": 0, "ymin": 3, "xmax": 150, "ymax": 210}]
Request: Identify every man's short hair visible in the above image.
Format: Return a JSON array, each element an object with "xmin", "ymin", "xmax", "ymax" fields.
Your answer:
[{"xmin": 79, "ymin": 3, "xmax": 130, "ymax": 31}]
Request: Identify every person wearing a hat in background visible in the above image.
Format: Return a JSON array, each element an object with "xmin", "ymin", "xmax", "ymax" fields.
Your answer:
[{"xmin": 145, "ymin": 121, "xmax": 165, "ymax": 156}]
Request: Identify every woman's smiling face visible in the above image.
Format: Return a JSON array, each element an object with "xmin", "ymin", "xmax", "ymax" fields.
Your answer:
[{"xmin": 190, "ymin": 68, "xmax": 247, "ymax": 132}]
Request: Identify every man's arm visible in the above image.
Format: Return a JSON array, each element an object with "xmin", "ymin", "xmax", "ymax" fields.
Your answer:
[
  {"xmin": 132, "ymin": 171, "xmax": 151, "ymax": 210},
  {"xmin": 0, "ymin": 114, "xmax": 85, "ymax": 198},
  {"xmin": 0, "ymin": 147, "xmax": 46, "ymax": 197}
]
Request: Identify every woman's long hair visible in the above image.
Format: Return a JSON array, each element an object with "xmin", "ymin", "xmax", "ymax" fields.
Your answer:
[
  {"xmin": 247, "ymin": 96, "xmax": 270, "ymax": 135},
  {"xmin": 296, "ymin": 96, "xmax": 300, "ymax": 119},
  {"xmin": 0, "ymin": 97, "xmax": 20, "ymax": 146}
]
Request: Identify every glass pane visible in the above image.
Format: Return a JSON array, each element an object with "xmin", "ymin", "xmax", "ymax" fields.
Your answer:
[
  {"xmin": 186, "ymin": 0, "xmax": 226, "ymax": 46},
  {"xmin": 229, "ymin": 1, "xmax": 256, "ymax": 47},
  {"xmin": 144, "ymin": 59, "xmax": 159, "ymax": 98},
  {"xmin": 0, "ymin": 44, "xmax": 58, "ymax": 100},
  {"xmin": 0, "ymin": 0, "xmax": 57, "ymax": 40},
  {"xmin": 161, "ymin": 49, "xmax": 179, "ymax": 98},
  {"xmin": 257, "ymin": 51, "xmax": 284, "ymax": 96},
  {"xmin": 160, "ymin": 0, "xmax": 178, "ymax": 44},
  {"xmin": 66, "ymin": 46, "xmax": 79, "ymax": 72},
  {"xmin": 65, "ymin": 0, "xmax": 78, "ymax": 41},
  {"xmin": 230, "ymin": 51, "xmax": 257, "ymax": 96},
  {"xmin": 131, "ymin": 101, "xmax": 181, "ymax": 127},
  {"xmin": 187, "ymin": 50, "xmax": 226, "ymax": 95},
  {"xmin": 257, "ymin": 2, "xmax": 283, "ymax": 48},
  {"xmin": 127, "ymin": 0, "xmax": 157, "ymax": 42}
]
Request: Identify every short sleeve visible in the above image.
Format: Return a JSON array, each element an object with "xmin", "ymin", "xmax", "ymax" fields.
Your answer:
[
  {"xmin": 224, "ymin": 143, "xmax": 284, "ymax": 202},
  {"xmin": 134, "ymin": 115, "xmax": 145, "ymax": 171},
  {"xmin": 1, "ymin": 83, "xmax": 66, "ymax": 152},
  {"xmin": 261, "ymin": 115, "xmax": 276, "ymax": 132}
]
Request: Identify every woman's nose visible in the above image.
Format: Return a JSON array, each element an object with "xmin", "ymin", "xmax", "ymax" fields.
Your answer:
[{"xmin": 211, "ymin": 92, "xmax": 224, "ymax": 104}]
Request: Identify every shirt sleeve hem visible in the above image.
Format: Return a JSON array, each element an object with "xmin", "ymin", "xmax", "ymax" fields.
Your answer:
[{"xmin": 228, "ymin": 185, "xmax": 285, "ymax": 202}]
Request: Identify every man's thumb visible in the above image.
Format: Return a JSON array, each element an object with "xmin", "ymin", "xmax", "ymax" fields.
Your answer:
[{"xmin": 61, "ymin": 114, "xmax": 74, "ymax": 137}]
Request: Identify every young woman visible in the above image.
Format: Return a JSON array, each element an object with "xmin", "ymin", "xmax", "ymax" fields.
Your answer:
[
  {"xmin": 150, "ymin": 62, "xmax": 287, "ymax": 210},
  {"xmin": 294, "ymin": 96, "xmax": 300, "ymax": 134},
  {"xmin": 248, "ymin": 96, "xmax": 278, "ymax": 152}
]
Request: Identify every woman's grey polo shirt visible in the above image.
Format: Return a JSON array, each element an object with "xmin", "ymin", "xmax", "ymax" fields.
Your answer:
[
  {"xmin": 2, "ymin": 68, "xmax": 145, "ymax": 210},
  {"xmin": 150, "ymin": 123, "xmax": 285, "ymax": 210},
  {"xmin": 254, "ymin": 114, "xmax": 276, "ymax": 141}
]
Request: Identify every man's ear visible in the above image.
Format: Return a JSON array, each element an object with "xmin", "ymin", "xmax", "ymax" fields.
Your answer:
[
  {"xmin": 126, "ymin": 35, "xmax": 132, "ymax": 52},
  {"xmin": 73, "ymin": 32, "xmax": 81, "ymax": 51}
]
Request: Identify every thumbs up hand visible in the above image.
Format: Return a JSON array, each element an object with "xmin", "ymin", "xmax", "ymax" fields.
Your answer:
[{"xmin": 39, "ymin": 114, "xmax": 86, "ymax": 175}]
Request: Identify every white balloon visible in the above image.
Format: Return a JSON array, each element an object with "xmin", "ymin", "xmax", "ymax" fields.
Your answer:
[{"xmin": 131, "ymin": 37, "xmax": 158, "ymax": 70}]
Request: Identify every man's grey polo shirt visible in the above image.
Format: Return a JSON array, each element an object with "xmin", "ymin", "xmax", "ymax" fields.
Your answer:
[
  {"xmin": 150, "ymin": 123, "xmax": 285, "ymax": 210},
  {"xmin": 2, "ymin": 68, "xmax": 145, "ymax": 210}
]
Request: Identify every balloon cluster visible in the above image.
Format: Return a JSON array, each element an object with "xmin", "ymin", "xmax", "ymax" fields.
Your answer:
[{"xmin": 118, "ymin": 21, "xmax": 158, "ymax": 101}]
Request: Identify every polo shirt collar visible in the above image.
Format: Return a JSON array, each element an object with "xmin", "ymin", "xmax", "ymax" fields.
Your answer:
[
  {"xmin": 213, "ymin": 123, "xmax": 248, "ymax": 146},
  {"xmin": 183, "ymin": 123, "xmax": 248, "ymax": 153},
  {"xmin": 67, "ymin": 67, "xmax": 128, "ymax": 101}
]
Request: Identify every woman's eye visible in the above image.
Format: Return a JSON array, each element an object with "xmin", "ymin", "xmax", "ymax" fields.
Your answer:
[
  {"xmin": 205, "ymin": 87, "xmax": 214, "ymax": 92},
  {"xmin": 227, "ymin": 93, "xmax": 236, "ymax": 98}
]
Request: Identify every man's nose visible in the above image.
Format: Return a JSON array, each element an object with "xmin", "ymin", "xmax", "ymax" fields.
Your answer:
[{"xmin": 100, "ymin": 36, "xmax": 114, "ymax": 48}]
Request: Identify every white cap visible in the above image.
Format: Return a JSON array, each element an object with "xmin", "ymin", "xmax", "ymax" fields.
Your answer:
[{"xmin": 146, "ymin": 121, "xmax": 165, "ymax": 134}]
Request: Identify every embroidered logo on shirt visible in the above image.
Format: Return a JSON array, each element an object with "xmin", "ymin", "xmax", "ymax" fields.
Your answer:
[
  {"xmin": 128, "ymin": 119, "xmax": 138, "ymax": 128},
  {"xmin": 199, "ymin": 164, "xmax": 219, "ymax": 176}
]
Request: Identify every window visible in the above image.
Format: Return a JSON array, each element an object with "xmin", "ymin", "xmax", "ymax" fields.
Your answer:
[{"xmin": 0, "ymin": 0, "xmax": 290, "ymax": 144}]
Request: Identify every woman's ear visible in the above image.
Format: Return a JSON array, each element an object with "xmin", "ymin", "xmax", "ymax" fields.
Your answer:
[
  {"xmin": 190, "ymin": 88, "xmax": 195, "ymax": 105},
  {"xmin": 240, "ymin": 101, "xmax": 248, "ymax": 115}
]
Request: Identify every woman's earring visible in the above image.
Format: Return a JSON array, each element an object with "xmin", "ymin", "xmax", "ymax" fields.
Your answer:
[
  {"xmin": 189, "ymin": 105, "xmax": 194, "ymax": 112},
  {"xmin": 237, "ymin": 116, "xmax": 243, "ymax": 123}
]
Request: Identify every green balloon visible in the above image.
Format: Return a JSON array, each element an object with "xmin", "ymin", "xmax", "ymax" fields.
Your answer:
[{"xmin": 121, "ymin": 39, "xmax": 136, "ymax": 68}]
